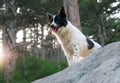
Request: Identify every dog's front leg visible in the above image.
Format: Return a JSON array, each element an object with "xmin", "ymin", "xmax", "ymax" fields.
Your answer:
[
  {"xmin": 73, "ymin": 46, "xmax": 81, "ymax": 64},
  {"xmin": 66, "ymin": 54, "xmax": 73, "ymax": 66}
]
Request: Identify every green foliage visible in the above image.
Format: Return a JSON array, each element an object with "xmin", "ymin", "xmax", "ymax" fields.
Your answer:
[
  {"xmin": 79, "ymin": 0, "xmax": 120, "ymax": 44},
  {"xmin": 0, "ymin": 0, "xmax": 3, "ymax": 7},
  {"xmin": 0, "ymin": 68, "xmax": 5, "ymax": 83},
  {"xmin": 11, "ymin": 56, "xmax": 67, "ymax": 83},
  {"xmin": 0, "ymin": 0, "xmax": 62, "ymax": 27},
  {"xmin": 15, "ymin": 0, "xmax": 62, "ymax": 25}
]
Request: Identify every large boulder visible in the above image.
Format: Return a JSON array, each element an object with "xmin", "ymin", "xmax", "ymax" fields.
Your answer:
[{"xmin": 32, "ymin": 42, "xmax": 120, "ymax": 83}]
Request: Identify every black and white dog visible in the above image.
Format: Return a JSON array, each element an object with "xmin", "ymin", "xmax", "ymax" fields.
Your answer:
[{"xmin": 47, "ymin": 7, "xmax": 101, "ymax": 66}]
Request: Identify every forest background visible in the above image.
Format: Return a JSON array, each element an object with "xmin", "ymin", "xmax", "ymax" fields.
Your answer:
[{"xmin": 0, "ymin": 0, "xmax": 120, "ymax": 83}]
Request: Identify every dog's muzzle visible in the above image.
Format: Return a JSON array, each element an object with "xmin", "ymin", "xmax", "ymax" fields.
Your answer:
[
  {"xmin": 50, "ymin": 25, "xmax": 55, "ymax": 28},
  {"xmin": 50, "ymin": 25, "xmax": 60, "ymax": 32}
]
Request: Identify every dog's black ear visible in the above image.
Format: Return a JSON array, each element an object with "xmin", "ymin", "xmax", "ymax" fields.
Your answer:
[
  {"xmin": 46, "ymin": 12, "xmax": 53, "ymax": 21},
  {"xmin": 59, "ymin": 6, "xmax": 66, "ymax": 18}
]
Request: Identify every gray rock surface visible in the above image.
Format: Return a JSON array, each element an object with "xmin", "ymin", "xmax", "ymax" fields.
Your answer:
[{"xmin": 32, "ymin": 42, "xmax": 120, "ymax": 83}]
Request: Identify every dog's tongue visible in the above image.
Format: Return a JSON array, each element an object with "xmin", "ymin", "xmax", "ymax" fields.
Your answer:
[
  {"xmin": 52, "ymin": 28, "xmax": 58, "ymax": 32},
  {"xmin": 54, "ymin": 28, "xmax": 58, "ymax": 32}
]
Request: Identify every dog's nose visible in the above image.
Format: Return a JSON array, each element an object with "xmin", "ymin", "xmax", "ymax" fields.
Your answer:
[{"xmin": 50, "ymin": 25, "xmax": 55, "ymax": 28}]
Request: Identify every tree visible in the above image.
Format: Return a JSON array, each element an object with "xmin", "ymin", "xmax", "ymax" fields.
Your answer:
[
  {"xmin": 0, "ymin": 0, "xmax": 119, "ymax": 82},
  {"xmin": 79, "ymin": 0, "xmax": 120, "ymax": 45},
  {"xmin": 2, "ymin": 0, "xmax": 18, "ymax": 83},
  {"xmin": 63, "ymin": 0, "xmax": 81, "ymax": 30},
  {"xmin": 0, "ymin": 0, "xmax": 63, "ymax": 82}
]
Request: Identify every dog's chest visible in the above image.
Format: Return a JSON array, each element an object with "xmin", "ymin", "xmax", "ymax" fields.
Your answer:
[
  {"xmin": 60, "ymin": 36, "xmax": 74, "ymax": 57},
  {"xmin": 54, "ymin": 27, "xmax": 84, "ymax": 56},
  {"xmin": 52, "ymin": 28, "xmax": 71, "ymax": 54},
  {"xmin": 52, "ymin": 23, "xmax": 92, "ymax": 57}
]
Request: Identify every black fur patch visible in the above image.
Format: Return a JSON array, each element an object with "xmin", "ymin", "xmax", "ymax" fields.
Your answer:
[
  {"xmin": 47, "ymin": 7, "xmax": 68, "ymax": 29},
  {"xmin": 86, "ymin": 38, "xmax": 94, "ymax": 49},
  {"xmin": 54, "ymin": 15, "xmax": 67, "ymax": 27}
]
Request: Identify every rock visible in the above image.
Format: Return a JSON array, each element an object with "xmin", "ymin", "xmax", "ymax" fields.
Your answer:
[{"xmin": 32, "ymin": 42, "xmax": 120, "ymax": 83}]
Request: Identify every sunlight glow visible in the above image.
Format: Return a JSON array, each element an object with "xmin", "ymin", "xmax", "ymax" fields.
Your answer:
[
  {"xmin": 16, "ymin": 30, "xmax": 23, "ymax": 43},
  {"xmin": 0, "ymin": 45, "xmax": 3, "ymax": 63},
  {"xmin": 111, "ymin": 2, "xmax": 120, "ymax": 7},
  {"xmin": 110, "ymin": 2, "xmax": 120, "ymax": 18},
  {"xmin": 0, "ymin": 31, "xmax": 3, "ymax": 63},
  {"xmin": 97, "ymin": 0, "xmax": 102, "ymax": 3},
  {"xmin": 16, "ymin": 25, "xmax": 49, "ymax": 43}
]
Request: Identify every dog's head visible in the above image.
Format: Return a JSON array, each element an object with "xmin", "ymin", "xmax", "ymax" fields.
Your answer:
[{"xmin": 47, "ymin": 7, "xmax": 68, "ymax": 32}]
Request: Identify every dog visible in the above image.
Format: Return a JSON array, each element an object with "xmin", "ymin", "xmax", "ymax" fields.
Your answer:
[{"xmin": 47, "ymin": 7, "xmax": 101, "ymax": 66}]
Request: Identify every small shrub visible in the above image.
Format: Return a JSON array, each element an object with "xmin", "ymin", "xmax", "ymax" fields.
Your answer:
[
  {"xmin": 11, "ymin": 56, "xmax": 67, "ymax": 83},
  {"xmin": 0, "ymin": 68, "xmax": 5, "ymax": 83}
]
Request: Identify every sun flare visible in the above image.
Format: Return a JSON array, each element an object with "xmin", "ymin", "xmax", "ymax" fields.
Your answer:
[{"xmin": 0, "ymin": 45, "xmax": 3, "ymax": 62}]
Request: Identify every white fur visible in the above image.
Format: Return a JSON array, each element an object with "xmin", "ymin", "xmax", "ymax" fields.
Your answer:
[
  {"xmin": 52, "ymin": 21, "xmax": 101, "ymax": 66},
  {"xmin": 50, "ymin": 16, "xmax": 57, "ymax": 27}
]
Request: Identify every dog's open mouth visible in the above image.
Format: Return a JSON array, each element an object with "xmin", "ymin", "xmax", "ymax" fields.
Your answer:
[{"xmin": 51, "ymin": 27, "xmax": 60, "ymax": 32}]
